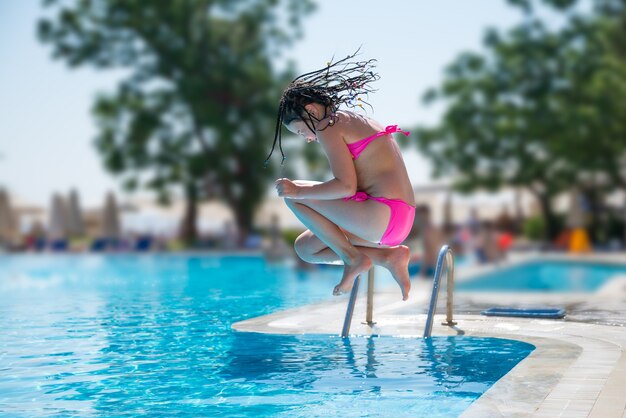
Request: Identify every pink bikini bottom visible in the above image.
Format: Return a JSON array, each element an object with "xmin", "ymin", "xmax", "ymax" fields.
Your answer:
[{"xmin": 343, "ymin": 191, "xmax": 416, "ymax": 246}]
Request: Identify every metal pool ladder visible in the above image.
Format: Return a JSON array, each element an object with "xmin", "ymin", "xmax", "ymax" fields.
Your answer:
[
  {"xmin": 341, "ymin": 267, "xmax": 376, "ymax": 338},
  {"xmin": 424, "ymin": 244, "xmax": 457, "ymax": 338},
  {"xmin": 340, "ymin": 244, "xmax": 456, "ymax": 338}
]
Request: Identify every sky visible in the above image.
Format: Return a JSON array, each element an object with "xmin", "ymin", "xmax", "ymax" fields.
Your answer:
[{"xmin": 0, "ymin": 0, "xmax": 564, "ymax": 208}]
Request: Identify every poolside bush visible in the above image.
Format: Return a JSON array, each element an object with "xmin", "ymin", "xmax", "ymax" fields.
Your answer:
[
  {"xmin": 599, "ymin": 213, "xmax": 625, "ymax": 249},
  {"xmin": 166, "ymin": 239, "xmax": 186, "ymax": 252},
  {"xmin": 282, "ymin": 229, "xmax": 305, "ymax": 247},
  {"xmin": 523, "ymin": 216, "xmax": 546, "ymax": 241}
]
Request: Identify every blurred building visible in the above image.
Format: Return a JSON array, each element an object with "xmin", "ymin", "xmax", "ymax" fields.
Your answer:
[{"xmin": 412, "ymin": 183, "xmax": 535, "ymax": 227}]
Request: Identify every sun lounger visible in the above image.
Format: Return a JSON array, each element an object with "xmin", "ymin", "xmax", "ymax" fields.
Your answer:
[
  {"xmin": 49, "ymin": 239, "xmax": 68, "ymax": 252},
  {"xmin": 90, "ymin": 238, "xmax": 108, "ymax": 252},
  {"xmin": 134, "ymin": 236, "xmax": 152, "ymax": 252}
]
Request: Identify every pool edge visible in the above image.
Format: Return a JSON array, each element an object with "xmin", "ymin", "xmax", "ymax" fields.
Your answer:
[{"xmin": 232, "ymin": 290, "xmax": 626, "ymax": 417}]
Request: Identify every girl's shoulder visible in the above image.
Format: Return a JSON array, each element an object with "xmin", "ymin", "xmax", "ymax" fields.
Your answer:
[
  {"xmin": 337, "ymin": 110, "xmax": 373, "ymax": 124},
  {"xmin": 335, "ymin": 111, "xmax": 384, "ymax": 141}
]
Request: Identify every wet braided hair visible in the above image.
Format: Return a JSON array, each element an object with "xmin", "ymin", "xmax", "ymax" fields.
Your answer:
[{"xmin": 264, "ymin": 49, "xmax": 380, "ymax": 166}]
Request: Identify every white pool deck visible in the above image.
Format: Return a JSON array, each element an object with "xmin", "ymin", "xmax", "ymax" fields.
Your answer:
[{"xmin": 233, "ymin": 252, "xmax": 626, "ymax": 417}]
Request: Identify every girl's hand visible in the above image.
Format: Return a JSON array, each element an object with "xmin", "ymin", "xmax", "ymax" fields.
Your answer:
[{"xmin": 274, "ymin": 178, "xmax": 300, "ymax": 198}]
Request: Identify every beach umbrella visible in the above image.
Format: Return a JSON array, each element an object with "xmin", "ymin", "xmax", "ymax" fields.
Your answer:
[
  {"xmin": 567, "ymin": 188, "xmax": 585, "ymax": 229},
  {"xmin": 566, "ymin": 188, "xmax": 591, "ymax": 253},
  {"xmin": 101, "ymin": 192, "xmax": 121, "ymax": 239},
  {"xmin": 66, "ymin": 189, "xmax": 85, "ymax": 237},
  {"xmin": 466, "ymin": 207, "xmax": 480, "ymax": 236},
  {"xmin": 514, "ymin": 189, "xmax": 524, "ymax": 228},
  {"xmin": 0, "ymin": 188, "xmax": 18, "ymax": 244},
  {"xmin": 221, "ymin": 220, "xmax": 239, "ymax": 249},
  {"xmin": 48, "ymin": 193, "xmax": 69, "ymax": 240},
  {"xmin": 442, "ymin": 192, "xmax": 453, "ymax": 231},
  {"xmin": 529, "ymin": 199, "xmax": 542, "ymax": 218},
  {"xmin": 254, "ymin": 196, "xmax": 301, "ymax": 229},
  {"xmin": 623, "ymin": 195, "xmax": 626, "ymax": 247},
  {"xmin": 268, "ymin": 213, "xmax": 282, "ymax": 247}
]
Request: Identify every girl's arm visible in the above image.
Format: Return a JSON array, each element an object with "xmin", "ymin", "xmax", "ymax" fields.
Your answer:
[
  {"xmin": 292, "ymin": 178, "xmax": 355, "ymax": 200},
  {"xmin": 293, "ymin": 128, "xmax": 357, "ymax": 200}
]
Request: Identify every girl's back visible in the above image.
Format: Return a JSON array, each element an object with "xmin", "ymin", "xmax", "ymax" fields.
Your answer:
[{"xmin": 336, "ymin": 111, "xmax": 415, "ymax": 206}]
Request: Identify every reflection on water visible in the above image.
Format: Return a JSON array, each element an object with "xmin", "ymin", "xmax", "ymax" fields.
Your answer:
[{"xmin": 219, "ymin": 334, "xmax": 533, "ymax": 417}]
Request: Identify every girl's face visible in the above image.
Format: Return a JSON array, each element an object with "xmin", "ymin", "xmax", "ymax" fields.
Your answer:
[{"xmin": 285, "ymin": 120, "xmax": 317, "ymax": 143}]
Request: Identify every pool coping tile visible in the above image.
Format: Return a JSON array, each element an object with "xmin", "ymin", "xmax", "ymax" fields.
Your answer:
[
  {"xmin": 234, "ymin": 253, "xmax": 626, "ymax": 417},
  {"xmin": 233, "ymin": 281, "xmax": 626, "ymax": 418}
]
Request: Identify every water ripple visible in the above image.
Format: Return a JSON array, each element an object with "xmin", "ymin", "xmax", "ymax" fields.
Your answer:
[{"xmin": 0, "ymin": 255, "xmax": 533, "ymax": 416}]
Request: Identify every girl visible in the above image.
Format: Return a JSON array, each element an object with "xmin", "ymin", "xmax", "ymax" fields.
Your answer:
[{"xmin": 265, "ymin": 52, "xmax": 415, "ymax": 300}]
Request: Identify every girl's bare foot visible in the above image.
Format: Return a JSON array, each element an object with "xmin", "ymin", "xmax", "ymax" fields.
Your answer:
[
  {"xmin": 333, "ymin": 253, "xmax": 373, "ymax": 296},
  {"xmin": 382, "ymin": 245, "xmax": 411, "ymax": 300}
]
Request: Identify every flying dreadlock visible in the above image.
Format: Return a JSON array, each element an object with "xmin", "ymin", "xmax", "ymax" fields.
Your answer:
[{"xmin": 263, "ymin": 48, "xmax": 380, "ymax": 167}]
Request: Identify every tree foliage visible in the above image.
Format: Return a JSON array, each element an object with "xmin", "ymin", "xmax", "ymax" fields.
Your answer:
[
  {"xmin": 37, "ymin": 0, "xmax": 316, "ymax": 243},
  {"xmin": 414, "ymin": 0, "xmax": 626, "ymax": 239}
]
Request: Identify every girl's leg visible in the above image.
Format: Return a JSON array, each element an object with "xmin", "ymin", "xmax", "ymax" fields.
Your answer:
[
  {"xmin": 283, "ymin": 197, "xmax": 408, "ymax": 298},
  {"xmin": 284, "ymin": 198, "xmax": 379, "ymax": 295},
  {"xmin": 294, "ymin": 229, "xmax": 411, "ymax": 300}
]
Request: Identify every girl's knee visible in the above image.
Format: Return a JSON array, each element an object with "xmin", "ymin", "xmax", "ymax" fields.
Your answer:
[
  {"xmin": 283, "ymin": 198, "xmax": 295, "ymax": 208},
  {"xmin": 294, "ymin": 232, "xmax": 316, "ymax": 261},
  {"xmin": 293, "ymin": 234, "xmax": 309, "ymax": 257},
  {"xmin": 284, "ymin": 199, "xmax": 305, "ymax": 213}
]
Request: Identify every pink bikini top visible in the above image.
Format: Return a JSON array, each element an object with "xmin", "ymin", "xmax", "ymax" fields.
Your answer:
[{"xmin": 346, "ymin": 125, "xmax": 410, "ymax": 160}]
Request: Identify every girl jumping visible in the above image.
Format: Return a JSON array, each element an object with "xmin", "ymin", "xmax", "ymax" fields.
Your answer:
[{"xmin": 265, "ymin": 51, "xmax": 416, "ymax": 300}]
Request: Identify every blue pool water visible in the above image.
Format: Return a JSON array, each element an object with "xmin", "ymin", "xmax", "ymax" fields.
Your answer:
[
  {"xmin": 457, "ymin": 260, "xmax": 626, "ymax": 292},
  {"xmin": 0, "ymin": 255, "xmax": 534, "ymax": 417}
]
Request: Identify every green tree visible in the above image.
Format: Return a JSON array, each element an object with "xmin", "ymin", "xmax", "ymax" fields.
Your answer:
[
  {"xmin": 511, "ymin": 0, "xmax": 626, "ymax": 240},
  {"xmin": 413, "ymin": 0, "xmax": 626, "ymax": 240},
  {"xmin": 37, "ymin": 0, "xmax": 315, "ymax": 244}
]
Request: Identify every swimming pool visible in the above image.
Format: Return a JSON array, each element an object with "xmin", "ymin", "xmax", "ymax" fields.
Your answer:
[
  {"xmin": 457, "ymin": 260, "xmax": 626, "ymax": 292},
  {"xmin": 0, "ymin": 255, "xmax": 533, "ymax": 416}
]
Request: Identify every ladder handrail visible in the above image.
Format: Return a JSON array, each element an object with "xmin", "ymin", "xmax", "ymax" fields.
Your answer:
[
  {"xmin": 364, "ymin": 268, "xmax": 375, "ymax": 326},
  {"xmin": 341, "ymin": 274, "xmax": 361, "ymax": 337},
  {"xmin": 423, "ymin": 245, "xmax": 457, "ymax": 338},
  {"xmin": 341, "ymin": 244, "xmax": 456, "ymax": 338},
  {"xmin": 341, "ymin": 268, "xmax": 375, "ymax": 337}
]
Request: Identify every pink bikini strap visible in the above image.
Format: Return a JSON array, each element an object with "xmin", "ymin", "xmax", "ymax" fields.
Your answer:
[
  {"xmin": 346, "ymin": 124, "xmax": 411, "ymax": 160},
  {"xmin": 382, "ymin": 125, "xmax": 410, "ymax": 137},
  {"xmin": 343, "ymin": 191, "xmax": 370, "ymax": 202}
]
